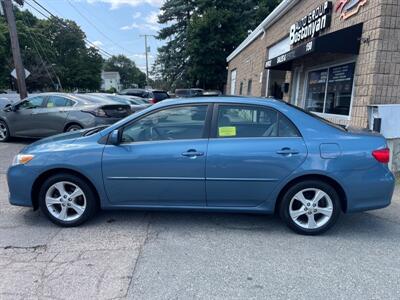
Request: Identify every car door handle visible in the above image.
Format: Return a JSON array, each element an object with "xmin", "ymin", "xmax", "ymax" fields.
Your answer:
[
  {"xmin": 276, "ymin": 148, "xmax": 299, "ymax": 155},
  {"xmin": 181, "ymin": 150, "xmax": 204, "ymax": 157}
]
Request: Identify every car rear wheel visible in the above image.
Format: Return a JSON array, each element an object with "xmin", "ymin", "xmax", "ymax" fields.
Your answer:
[
  {"xmin": 38, "ymin": 174, "xmax": 98, "ymax": 227},
  {"xmin": 65, "ymin": 124, "xmax": 83, "ymax": 132},
  {"xmin": 0, "ymin": 120, "xmax": 10, "ymax": 142},
  {"xmin": 279, "ymin": 180, "xmax": 341, "ymax": 235}
]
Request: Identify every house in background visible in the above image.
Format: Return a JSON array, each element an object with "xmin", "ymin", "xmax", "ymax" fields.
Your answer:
[{"xmin": 101, "ymin": 71, "xmax": 122, "ymax": 92}]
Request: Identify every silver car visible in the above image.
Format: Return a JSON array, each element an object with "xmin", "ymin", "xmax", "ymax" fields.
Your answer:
[{"xmin": 0, "ymin": 93, "xmax": 131, "ymax": 142}]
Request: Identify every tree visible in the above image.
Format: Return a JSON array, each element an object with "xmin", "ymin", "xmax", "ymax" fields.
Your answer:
[
  {"xmin": 155, "ymin": 0, "xmax": 282, "ymax": 91},
  {"xmin": 104, "ymin": 55, "xmax": 146, "ymax": 89},
  {"xmin": 0, "ymin": 7, "xmax": 104, "ymax": 91}
]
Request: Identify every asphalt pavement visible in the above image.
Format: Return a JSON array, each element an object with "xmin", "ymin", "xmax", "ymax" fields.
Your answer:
[{"xmin": 0, "ymin": 140, "xmax": 399, "ymax": 300}]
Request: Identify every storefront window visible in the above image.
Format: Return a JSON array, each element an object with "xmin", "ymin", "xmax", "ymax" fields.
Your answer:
[{"xmin": 305, "ymin": 62, "xmax": 355, "ymax": 116}]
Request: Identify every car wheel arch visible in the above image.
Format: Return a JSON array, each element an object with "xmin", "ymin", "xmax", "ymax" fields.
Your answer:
[
  {"xmin": 31, "ymin": 168, "xmax": 100, "ymax": 210},
  {"xmin": 64, "ymin": 122, "xmax": 83, "ymax": 132},
  {"xmin": 274, "ymin": 174, "xmax": 348, "ymax": 214}
]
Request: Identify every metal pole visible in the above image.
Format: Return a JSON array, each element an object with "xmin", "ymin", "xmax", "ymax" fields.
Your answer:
[{"xmin": 3, "ymin": 0, "xmax": 27, "ymax": 99}]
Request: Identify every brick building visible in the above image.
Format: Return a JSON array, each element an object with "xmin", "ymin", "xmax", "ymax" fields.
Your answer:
[{"xmin": 226, "ymin": 0, "xmax": 400, "ymax": 128}]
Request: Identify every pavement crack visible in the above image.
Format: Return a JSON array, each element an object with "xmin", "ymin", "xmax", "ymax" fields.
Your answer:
[
  {"xmin": 3, "ymin": 244, "xmax": 47, "ymax": 251},
  {"xmin": 124, "ymin": 212, "xmax": 153, "ymax": 299}
]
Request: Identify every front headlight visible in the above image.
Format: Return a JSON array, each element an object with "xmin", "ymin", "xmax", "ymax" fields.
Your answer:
[{"xmin": 12, "ymin": 154, "xmax": 35, "ymax": 166}]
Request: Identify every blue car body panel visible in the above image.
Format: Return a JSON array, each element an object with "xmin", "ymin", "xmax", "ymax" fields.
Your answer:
[{"xmin": 7, "ymin": 97, "xmax": 395, "ymax": 214}]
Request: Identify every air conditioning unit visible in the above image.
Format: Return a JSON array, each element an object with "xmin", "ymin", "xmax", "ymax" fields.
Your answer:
[{"xmin": 368, "ymin": 105, "xmax": 400, "ymax": 139}]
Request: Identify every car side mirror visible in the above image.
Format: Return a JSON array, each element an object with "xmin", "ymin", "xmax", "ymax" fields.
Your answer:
[
  {"xmin": 3, "ymin": 104, "xmax": 15, "ymax": 112},
  {"xmin": 108, "ymin": 129, "xmax": 121, "ymax": 145}
]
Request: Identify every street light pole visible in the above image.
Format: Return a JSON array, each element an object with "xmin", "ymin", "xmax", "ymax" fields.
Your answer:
[{"xmin": 2, "ymin": 0, "xmax": 27, "ymax": 99}]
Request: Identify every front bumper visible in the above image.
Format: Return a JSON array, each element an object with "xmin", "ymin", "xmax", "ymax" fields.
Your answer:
[{"xmin": 7, "ymin": 164, "xmax": 38, "ymax": 207}]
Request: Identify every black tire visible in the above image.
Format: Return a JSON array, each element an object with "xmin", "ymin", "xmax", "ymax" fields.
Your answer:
[
  {"xmin": 65, "ymin": 124, "xmax": 83, "ymax": 132},
  {"xmin": 279, "ymin": 180, "xmax": 341, "ymax": 235},
  {"xmin": 0, "ymin": 119, "xmax": 10, "ymax": 142},
  {"xmin": 38, "ymin": 173, "xmax": 98, "ymax": 227}
]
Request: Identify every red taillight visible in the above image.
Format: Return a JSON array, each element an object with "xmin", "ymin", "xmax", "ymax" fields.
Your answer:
[
  {"xmin": 150, "ymin": 98, "xmax": 156, "ymax": 104},
  {"xmin": 372, "ymin": 148, "xmax": 390, "ymax": 164}
]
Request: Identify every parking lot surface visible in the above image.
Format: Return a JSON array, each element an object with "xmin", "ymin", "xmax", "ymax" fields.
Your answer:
[{"xmin": 0, "ymin": 140, "xmax": 399, "ymax": 300}]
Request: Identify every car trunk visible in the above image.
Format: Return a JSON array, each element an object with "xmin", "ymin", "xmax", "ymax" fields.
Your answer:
[{"xmin": 101, "ymin": 104, "xmax": 131, "ymax": 118}]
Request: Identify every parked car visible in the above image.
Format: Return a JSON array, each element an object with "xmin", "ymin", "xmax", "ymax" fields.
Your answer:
[
  {"xmin": 175, "ymin": 88, "xmax": 204, "ymax": 98},
  {"xmin": 119, "ymin": 88, "xmax": 169, "ymax": 104},
  {"xmin": 7, "ymin": 97, "xmax": 395, "ymax": 235},
  {"xmin": 203, "ymin": 90, "xmax": 222, "ymax": 97},
  {"xmin": 0, "ymin": 93, "xmax": 131, "ymax": 141},
  {"xmin": 88, "ymin": 93, "xmax": 150, "ymax": 113}
]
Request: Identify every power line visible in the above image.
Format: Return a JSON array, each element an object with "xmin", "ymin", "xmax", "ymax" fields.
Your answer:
[
  {"xmin": 25, "ymin": 0, "xmax": 114, "ymax": 58},
  {"xmin": 66, "ymin": 0, "xmax": 131, "ymax": 55},
  {"xmin": 20, "ymin": 12, "xmax": 60, "ymax": 90}
]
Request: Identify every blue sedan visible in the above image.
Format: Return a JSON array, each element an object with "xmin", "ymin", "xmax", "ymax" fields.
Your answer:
[{"xmin": 7, "ymin": 97, "xmax": 395, "ymax": 235}]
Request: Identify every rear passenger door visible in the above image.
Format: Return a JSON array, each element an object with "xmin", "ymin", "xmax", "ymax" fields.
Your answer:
[{"xmin": 206, "ymin": 104, "xmax": 308, "ymax": 207}]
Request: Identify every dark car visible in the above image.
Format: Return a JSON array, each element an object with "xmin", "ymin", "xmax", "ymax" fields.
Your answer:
[
  {"xmin": 120, "ymin": 88, "xmax": 169, "ymax": 104},
  {"xmin": 88, "ymin": 93, "xmax": 151, "ymax": 113},
  {"xmin": 0, "ymin": 93, "xmax": 131, "ymax": 142},
  {"xmin": 175, "ymin": 88, "xmax": 204, "ymax": 98}
]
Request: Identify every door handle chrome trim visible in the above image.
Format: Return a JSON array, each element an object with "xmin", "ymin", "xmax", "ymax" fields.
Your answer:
[
  {"xmin": 181, "ymin": 151, "xmax": 204, "ymax": 157},
  {"xmin": 276, "ymin": 149, "xmax": 299, "ymax": 155}
]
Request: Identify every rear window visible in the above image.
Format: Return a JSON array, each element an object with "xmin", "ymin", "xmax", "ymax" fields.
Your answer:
[
  {"xmin": 282, "ymin": 101, "xmax": 347, "ymax": 132},
  {"xmin": 152, "ymin": 91, "xmax": 169, "ymax": 101}
]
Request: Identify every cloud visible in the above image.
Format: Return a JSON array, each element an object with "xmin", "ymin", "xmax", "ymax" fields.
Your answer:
[
  {"xmin": 133, "ymin": 12, "xmax": 142, "ymax": 19},
  {"xmin": 120, "ymin": 11, "xmax": 160, "ymax": 32},
  {"xmin": 86, "ymin": 0, "xmax": 164, "ymax": 9},
  {"xmin": 92, "ymin": 40, "xmax": 104, "ymax": 48},
  {"xmin": 120, "ymin": 23, "xmax": 140, "ymax": 30}
]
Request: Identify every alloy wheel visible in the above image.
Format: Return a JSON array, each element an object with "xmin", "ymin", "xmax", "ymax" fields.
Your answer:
[
  {"xmin": 0, "ymin": 122, "xmax": 8, "ymax": 141},
  {"xmin": 45, "ymin": 181, "xmax": 87, "ymax": 222},
  {"xmin": 289, "ymin": 188, "xmax": 333, "ymax": 230}
]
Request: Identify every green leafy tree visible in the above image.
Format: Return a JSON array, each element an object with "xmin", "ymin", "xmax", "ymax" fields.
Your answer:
[
  {"xmin": 104, "ymin": 55, "xmax": 146, "ymax": 89},
  {"xmin": 155, "ymin": 0, "xmax": 282, "ymax": 91}
]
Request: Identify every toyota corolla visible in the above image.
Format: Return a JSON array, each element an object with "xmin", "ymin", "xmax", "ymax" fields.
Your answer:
[{"xmin": 7, "ymin": 97, "xmax": 395, "ymax": 235}]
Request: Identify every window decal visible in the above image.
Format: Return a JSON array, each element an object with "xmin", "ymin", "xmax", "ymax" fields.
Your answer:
[{"xmin": 219, "ymin": 127, "xmax": 237, "ymax": 137}]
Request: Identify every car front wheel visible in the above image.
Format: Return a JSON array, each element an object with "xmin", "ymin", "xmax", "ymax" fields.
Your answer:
[
  {"xmin": 279, "ymin": 180, "xmax": 341, "ymax": 235},
  {"xmin": 38, "ymin": 174, "xmax": 98, "ymax": 227}
]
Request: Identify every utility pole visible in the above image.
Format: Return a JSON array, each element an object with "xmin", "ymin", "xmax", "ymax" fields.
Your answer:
[
  {"xmin": 2, "ymin": 0, "xmax": 27, "ymax": 99},
  {"xmin": 139, "ymin": 34, "xmax": 155, "ymax": 87}
]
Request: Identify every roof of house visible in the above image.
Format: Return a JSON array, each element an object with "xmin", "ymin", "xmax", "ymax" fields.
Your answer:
[{"xmin": 226, "ymin": 0, "xmax": 300, "ymax": 63}]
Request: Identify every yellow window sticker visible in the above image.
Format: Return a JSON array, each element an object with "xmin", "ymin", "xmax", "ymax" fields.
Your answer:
[{"xmin": 219, "ymin": 126, "xmax": 237, "ymax": 137}]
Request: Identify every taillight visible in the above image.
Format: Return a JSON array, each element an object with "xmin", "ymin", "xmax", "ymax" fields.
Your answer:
[
  {"xmin": 372, "ymin": 148, "xmax": 390, "ymax": 164},
  {"xmin": 150, "ymin": 98, "xmax": 156, "ymax": 104}
]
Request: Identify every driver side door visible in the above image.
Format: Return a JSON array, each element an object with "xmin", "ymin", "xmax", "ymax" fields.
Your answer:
[
  {"xmin": 102, "ymin": 104, "xmax": 211, "ymax": 206},
  {"xmin": 8, "ymin": 96, "xmax": 46, "ymax": 137}
]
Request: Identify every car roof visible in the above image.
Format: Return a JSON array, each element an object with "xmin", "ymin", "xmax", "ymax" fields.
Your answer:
[{"xmin": 156, "ymin": 96, "xmax": 283, "ymax": 107}]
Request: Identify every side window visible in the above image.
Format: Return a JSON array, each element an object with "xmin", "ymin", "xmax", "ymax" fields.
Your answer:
[
  {"xmin": 121, "ymin": 105, "xmax": 208, "ymax": 143},
  {"xmin": 18, "ymin": 96, "xmax": 45, "ymax": 110},
  {"xmin": 217, "ymin": 105, "xmax": 278, "ymax": 138},
  {"xmin": 47, "ymin": 96, "xmax": 69, "ymax": 108},
  {"xmin": 216, "ymin": 105, "xmax": 301, "ymax": 138},
  {"xmin": 278, "ymin": 114, "xmax": 301, "ymax": 137}
]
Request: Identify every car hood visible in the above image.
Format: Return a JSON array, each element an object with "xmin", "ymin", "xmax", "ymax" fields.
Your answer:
[{"xmin": 21, "ymin": 131, "xmax": 84, "ymax": 154}]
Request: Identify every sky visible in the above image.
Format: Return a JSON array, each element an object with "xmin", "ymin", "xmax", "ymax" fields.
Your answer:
[{"xmin": 24, "ymin": 0, "xmax": 166, "ymax": 73}]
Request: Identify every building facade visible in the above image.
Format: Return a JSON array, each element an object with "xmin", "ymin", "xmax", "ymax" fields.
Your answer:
[
  {"xmin": 226, "ymin": 0, "xmax": 400, "ymax": 128},
  {"xmin": 101, "ymin": 71, "xmax": 122, "ymax": 92}
]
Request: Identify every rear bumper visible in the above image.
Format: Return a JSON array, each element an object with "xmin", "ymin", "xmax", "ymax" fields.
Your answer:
[
  {"xmin": 7, "ymin": 165, "xmax": 38, "ymax": 207},
  {"xmin": 93, "ymin": 117, "xmax": 124, "ymax": 127},
  {"xmin": 333, "ymin": 166, "xmax": 396, "ymax": 213}
]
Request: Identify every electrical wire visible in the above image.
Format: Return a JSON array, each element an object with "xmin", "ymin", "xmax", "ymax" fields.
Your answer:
[
  {"xmin": 66, "ymin": 0, "xmax": 131, "ymax": 55},
  {"xmin": 20, "ymin": 12, "xmax": 58, "ymax": 89},
  {"xmin": 25, "ymin": 0, "xmax": 113, "ymax": 58}
]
